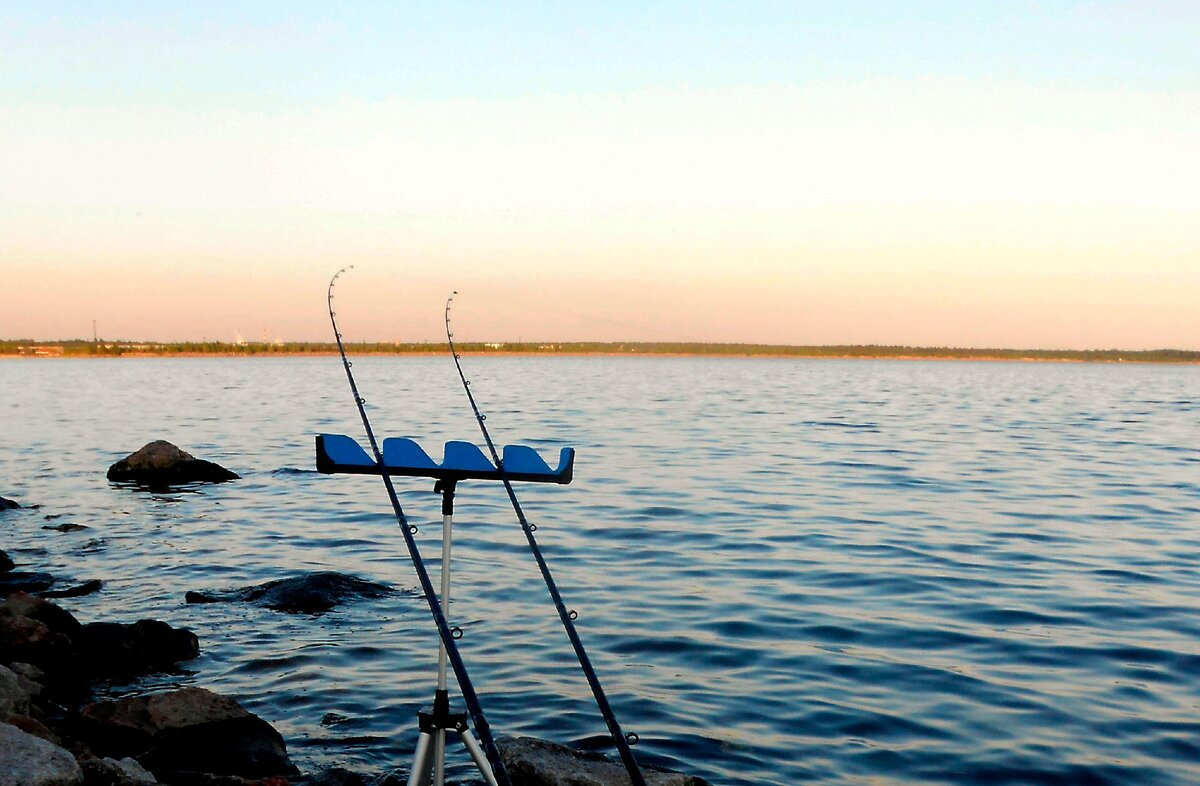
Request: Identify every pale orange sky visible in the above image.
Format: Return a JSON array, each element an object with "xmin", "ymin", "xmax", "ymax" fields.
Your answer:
[{"xmin": 3, "ymin": 6, "xmax": 1198, "ymax": 349}]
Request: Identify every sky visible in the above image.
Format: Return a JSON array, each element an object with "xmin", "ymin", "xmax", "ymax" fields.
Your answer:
[{"xmin": 2, "ymin": 2, "xmax": 1198, "ymax": 349}]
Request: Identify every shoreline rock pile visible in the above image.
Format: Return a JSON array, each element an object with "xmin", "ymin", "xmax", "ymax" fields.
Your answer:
[
  {"xmin": 0, "ymin": 590, "xmax": 297, "ymax": 786},
  {"xmin": 3, "ymin": 432, "xmax": 713, "ymax": 786}
]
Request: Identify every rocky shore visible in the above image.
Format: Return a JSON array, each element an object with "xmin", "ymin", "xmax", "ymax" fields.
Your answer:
[{"xmin": 1, "ymin": 443, "xmax": 709, "ymax": 786}]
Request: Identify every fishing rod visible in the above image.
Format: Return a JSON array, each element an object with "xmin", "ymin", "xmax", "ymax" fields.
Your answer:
[
  {"xmin": 327, "ymin": 269, "xmax": 511, "ymax": 786},
  {"xmin": 444, "ymin": 292, "xmax": 648, "ymax": 786}
]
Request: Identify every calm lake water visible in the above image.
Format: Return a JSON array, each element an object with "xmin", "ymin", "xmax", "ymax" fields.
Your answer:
[{"xmin": 2, "ymin": 356, "xmax": 1199, "ymax": 785}]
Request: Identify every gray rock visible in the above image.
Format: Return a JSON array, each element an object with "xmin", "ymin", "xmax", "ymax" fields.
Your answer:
[
  {"xmin": 0, "ymin": 664, "xmax": 32, "ymax": 719},
  {"xmin": 0, "ymin": 722, "xmax": 84, "ymax": 786},
  {"xmin": 106, "ymin": 441, "xmax": 239, "ymax": 486},
  {"xmin": 79, "ymin": 687, "xmax": 294, "ymax": 778},
  {"xmin": 186, "ymin": 571, "xmax": 393, "ymax": 614},
  {"xmin": 0, "ymin": 495, "xmax": 20, "ymax": 511},
  {"xmin": 498, "ymin": 736, "xmax": 710, "ymax": 786},
  {"xmin": 80, "ymin": 756, "xmax": 158, "ymax": 785}
]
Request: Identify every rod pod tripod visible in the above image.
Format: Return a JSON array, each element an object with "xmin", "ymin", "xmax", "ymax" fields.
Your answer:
[{"xmin": 408, "ymin": 479, "xmax": 496, "ymax": 786}]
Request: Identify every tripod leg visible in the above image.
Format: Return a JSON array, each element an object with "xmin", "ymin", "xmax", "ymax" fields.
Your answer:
[
  {"xmin": 408, "ymin": 732, "xmax": 434, "ymax": 786},
  {"xmin": 433, "ymin": 728, "xmax": 446, "ymax": 786},
  {"xmin": 460, "ymin": 726, "xmax": 501, "ymax": 786}
]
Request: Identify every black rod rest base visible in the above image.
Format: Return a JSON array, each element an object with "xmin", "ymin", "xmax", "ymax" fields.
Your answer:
[{"xmin": 419, "ymin": 689, "xmax": 468, "ymax": 735}]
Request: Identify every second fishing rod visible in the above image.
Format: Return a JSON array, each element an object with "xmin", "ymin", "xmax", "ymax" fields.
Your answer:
[{"xmin": 444, "ymin": 293, "xmax": 648, "ymax": 786}]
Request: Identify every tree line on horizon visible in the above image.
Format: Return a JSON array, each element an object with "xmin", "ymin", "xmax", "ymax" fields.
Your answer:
[{"xmin": 1, "ymin": 338, "xmax": 1197, "ymax": 363}]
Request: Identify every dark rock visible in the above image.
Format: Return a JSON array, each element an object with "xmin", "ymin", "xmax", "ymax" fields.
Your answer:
[
  {"xmin": 42, "ymin": 580, "xmax": 104, "ymax": 599},
  {"xmin": 52, "ymin": 579, "xmax": 103, "ymax": 599},
  {"xmin": 0, "ymin": 571, "xmax": 56, "ymax": 594},
  {"xmin": 0, "ymin": 495, "xmax": 20, "ymax": 510},
  {"xmin": 0, "ymin": 721, "xmax": 84, "ymax": 786},
  {"xmin": 79, "ymin": 756, "xmax": 158, "ymax": 786},
  {"xmin": 44, "ymin": 523, "xmax": 91, "ymax": 533},
  {"xmin": 78, "ymin": 687, "xmax": 294, "ymax": 779},
  {"xmin": 151, "ymin": 774, "xmax": 288, "ymax": 786},
  {"xmin": 0, "ymin": 549, "xmax": 13, "ymax": 573},
  {"xmin": 498, "ymin": 736, "xmax": 711, "ymax": 786},
  {"xmin": 303, "ymin": 768, "xmax": 368, "ymax": 786},
  {"xmin": 106, "ymin": 441, "xmax": 239, "ymax": 486},
  {"xmin": 7, "ymin": 713, "xmax": 64, "ymax": 747},
  {"xmin": 0, "ymin": 593, "xmax": 82, "ymax": 669},
  {"xmin": 186, "ymin": 572, "xmax": 393, "ymax": 614},
  {"xmin": 77, "ymin": 619, "xmax": 199, "ymax": 676}
]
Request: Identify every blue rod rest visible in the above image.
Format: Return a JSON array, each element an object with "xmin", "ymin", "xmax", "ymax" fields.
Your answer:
[{"xmin": 316, "ymin": 434, "xmax": 574, "ymax": 485}]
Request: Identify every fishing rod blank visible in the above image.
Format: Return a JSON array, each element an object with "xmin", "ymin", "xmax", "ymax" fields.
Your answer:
[
  {"xmin": 444, "ymin": 292, "xmax": 648, "ymax": 786},
  {"xmin": 327, "ymin": 269, "xmax": 511, "ymax": 786}
]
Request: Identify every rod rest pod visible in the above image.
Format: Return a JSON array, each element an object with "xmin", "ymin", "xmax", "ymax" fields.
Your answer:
[{"xmin": 316, "ymin": 433, "xmax": 574, "ymax": 484}]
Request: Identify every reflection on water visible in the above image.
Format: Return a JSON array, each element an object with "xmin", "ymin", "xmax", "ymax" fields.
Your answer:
[{"xmin": 2, "ymin": 357, "xmax": 1199, "ymax": 785}]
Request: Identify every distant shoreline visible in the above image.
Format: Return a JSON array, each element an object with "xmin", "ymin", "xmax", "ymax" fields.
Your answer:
[{"xmin": 2, "ymin": 341, "xmax": 1198, "ymax": 364}]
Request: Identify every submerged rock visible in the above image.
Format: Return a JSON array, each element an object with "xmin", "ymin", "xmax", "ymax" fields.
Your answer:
[
  {"xmin": 0, "ymin": 722, "xmax": 84, "ymax": 786},
  {"xmin": 0, "ymin": 495, "xmax": 20, "ymax": 510},
  {"xmin": 79, "ymin": 687, "xmax": 294, "ymax": 779},
  {"xmin": 43, "ymin": 522, "xmax": 90, "ymax": 533},
  {"xmin": 186, "ymin": 571, "xmax": 393, "ymax": 614},
  {"xmin": 498, "ymin": 736, "xmax": 711, "ymax": 786},
  {"xmin": 0, "ymin": 571, "xmax": 56, "ymax": 594},
  {"xmin": 107, "ymin": 441, "xmax": 239, "ymax": 486},
  {"xmin": 41, "ymin": 579, "xmax": 104, "ymax": 599}
]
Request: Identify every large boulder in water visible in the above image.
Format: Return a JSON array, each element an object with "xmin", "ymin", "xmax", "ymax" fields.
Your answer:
[
  {"xmin": 186, "ymin": 571, "xmax": 394, "ymax": 614},
  {"xmin": 0, "ymin": 495, "xmax": 20, "ymax": 511},
  {"xmin": 498, "ymin": 736, "xmax": 711, "ymax": 786},
  {"xmin": 107, "ymin": 441, "xmax": 238, "ymax": 486},
  {"xmin": 78, "ymin": 687, "xmax": 294, "ymax": 779}
]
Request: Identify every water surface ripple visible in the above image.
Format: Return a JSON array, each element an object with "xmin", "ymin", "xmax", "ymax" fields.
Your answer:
[{"xmin": 2, "ymin": 357, "xmax": 1198, "ymax": 785}]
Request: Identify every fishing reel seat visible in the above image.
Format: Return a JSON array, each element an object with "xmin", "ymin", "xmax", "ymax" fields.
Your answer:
[{"xmin": 316, "ymin": 433, "xmax": 574, "ymax": 484}]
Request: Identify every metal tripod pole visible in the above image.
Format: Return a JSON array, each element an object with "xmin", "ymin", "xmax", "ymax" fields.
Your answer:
[{"xmin": 409, "ymin": 481, "xmax": 498, "ymax": 786}]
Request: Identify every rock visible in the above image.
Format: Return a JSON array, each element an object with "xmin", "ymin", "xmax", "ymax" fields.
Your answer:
[
  {"xmin": 44, "ymin": 523, "xmax": 91, "ymax": 533},
  {"xmin": 7, "ymin": 713, "xmax": 63, "ymax": 746},
  {"xmin": 0, "ymin": 549, "xmax": 13, "ymax": 572},
  {"xmin": 152, "ymin": 774, "xmax": 289, "ymax": 786},
  {"xmin": 0, "ymin": 663, "xmax": 32, "ymax": 718},
  {"xmin": 0, "ymin": 495, "xmax": 20, "ymax": 510},
  {"xmin": 0, "ymin": 593, "xmax": 81, "ymax": 669},
  {"xmin": 186, "ymin": 571, "xmax": 393, "ymax": 614},
  {"xmin": 106, "ymin": 441, "xmax": 239, "ymax": 486},
  {"xmin": 302, "ymin": 768, "xmax": 368, "ymax": 786},
  {"xmin": 77, "ymin": 619, "xmax": 199, "ymax": 677},
  {"xmin": 42, "ymin": 580, "xmax": 104, "ymax": 599},
  {"xmin": 0, "ymin": 570, "xmax": 56, "ymax": 593},
  {"xmin": 498, "ymin": 736, "xmax": 710, "ymax": 786},
  {"xmin": 78, "ymin": 687, "xmax": 294, "ymax": 778},
  {"xmin": 0, "ymin": 721, "xmax": 84, "ymax": 786},
  {"xmin": 80, "ymin": 756, "xmax": 158, "ymax": 786}
]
